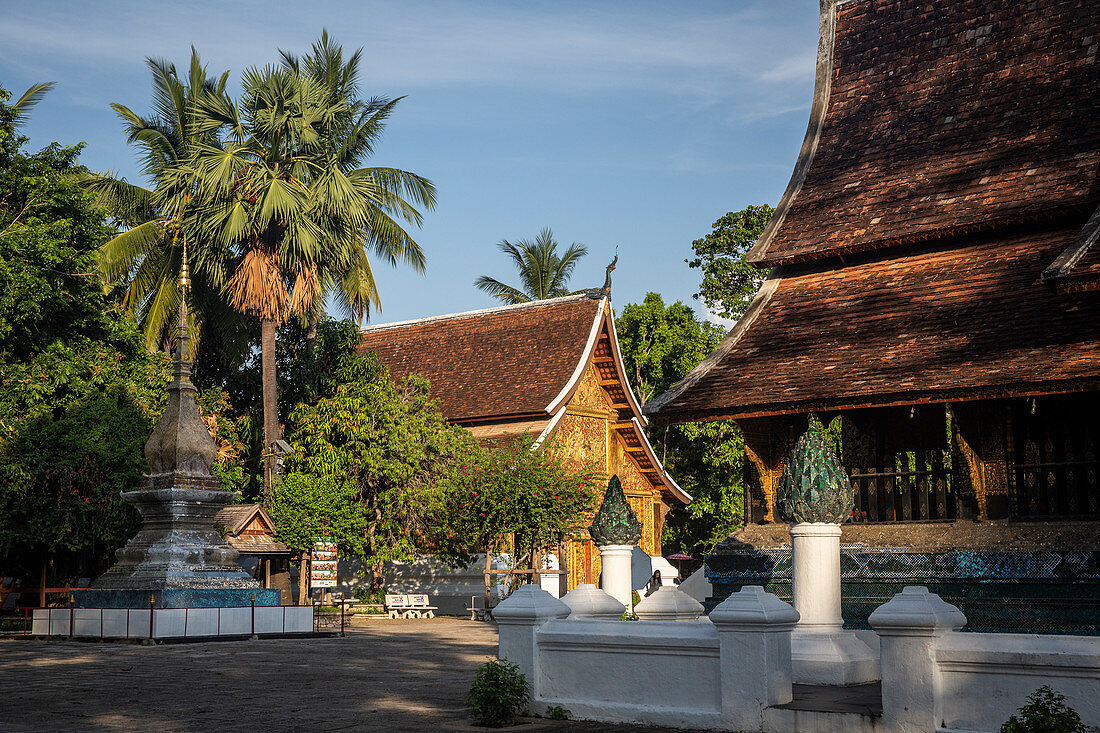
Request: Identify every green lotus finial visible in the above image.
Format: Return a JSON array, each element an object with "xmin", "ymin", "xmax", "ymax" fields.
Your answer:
[
  {"xmin": 588, "ymin": 475, "xmax": 643, "ymax": 547},
  {"xmin": 777, "ymin": 416, "xmax": 854, "ymax": 524}
]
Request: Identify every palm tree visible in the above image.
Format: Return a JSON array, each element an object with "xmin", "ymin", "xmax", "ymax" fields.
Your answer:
[
  {"xmin": 187, "ymin": 54, "xmax": 435, "ymax": 495},
  {"xmin": 474, "ymin": 228, "xmax": 588, "ymax": 304},
  {"xmin": 77, "ymin": 51, "xmax": 236, "ymax": 354},
  {"xmin": 6, "ymin": 82, "xmax": 55, "ymax": 129}
]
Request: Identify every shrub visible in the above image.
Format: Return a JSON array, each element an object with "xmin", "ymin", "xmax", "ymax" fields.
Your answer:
[
  {"xmin": 466, "ymin": 658, "xmax": 530, "ymax": 727},
  {"xmin": 546, "ymin": 704, "xmax": 570, "ymax": 721},
  {"xmin": 1000, "ymin": 686, "xmax": 1085, "ymax": 733}
]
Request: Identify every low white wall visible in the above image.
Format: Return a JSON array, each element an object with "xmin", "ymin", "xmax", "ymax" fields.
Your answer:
[
  {"xmin": 32, "ymin": 606, "xmax": 313, "ymax": 639},
  {"xmin": 537, "ymin": 618, "xmax": 722, "ymax": 728},
  {"xmin": 935, "ymin": 631, "xmax": 1100, "ymax": 732}
]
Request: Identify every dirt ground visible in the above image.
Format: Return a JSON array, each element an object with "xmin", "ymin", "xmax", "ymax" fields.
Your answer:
[{"xmin": 0, "ymin": 617, "xmax": 705, "ymax": 733}]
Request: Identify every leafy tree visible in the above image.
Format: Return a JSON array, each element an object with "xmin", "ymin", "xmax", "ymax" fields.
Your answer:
[
  {"xmin": 616, "ymin": 293, "xmax": 744, "ymax": 557},
  {"xmin": 475, "ymin": 228, "xmax": 588, "ymax": 304},
  {"xmin": 188, "ymin": 40, "xmax": 435, "ymax": 494},
  {"xmin": 687, "ymin": 204, "xmax": 774, "ymax": 320},
  {"xmin": 0, "ymin": 83, "xmax": 173, "ymax": 584},
  {"xmin": 435, "ymin": 434, "xmax": 601, "ymax": 604},
  {"xmin": 265, "ymin": 472, "xmax": 366, "ymax": 605},
  {"xmin": 279, "ymin": 351, "xmax": 468, "ymax": 595}
]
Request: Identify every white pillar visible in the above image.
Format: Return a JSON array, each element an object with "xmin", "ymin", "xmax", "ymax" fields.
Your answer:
[
  {"xmin": 493, "ymin": 583, "xmax": 571, "ymax": 699},
  {"xmin": 710, "ymin": 585, "xmax": 799, "ymax": 732},
  {"xmin": 598, "ymin": 544, "xmax": 634, "ymax": 609},
  {"xmin": 790, "ymin": 522, "xmax": 843, "ymax": 629},
  {"xmin": 788, "ymin": 521, "xmax": 879, "ymax": 684},
  {"xmin": 869, "ymin": 586, "xmax": 965, "ymax": 733}
]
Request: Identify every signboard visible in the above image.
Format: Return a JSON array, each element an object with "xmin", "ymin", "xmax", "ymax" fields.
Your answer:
[{"xmin": 310, "ymin": 538, "xmax": 338, "ymax": 588}]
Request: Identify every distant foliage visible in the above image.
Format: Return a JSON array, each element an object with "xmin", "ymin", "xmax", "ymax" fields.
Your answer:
[
  {"xmin": 265, "ymin": 473, "xmax": 366, "ymax": 557},
  {"xmin": 1000, "ymin": 686, "xmax": 1085, "ymax": 733},
  {"xmin": 466, "ymin": 658, "xmax": 530, "ymax": 727},
  {"xmin": 615, "ymin": 293, "xmax": 744, "ymax": 556},
  {"xmin": 687, "ymin": 204, "xmax": 774, "ymax": 320},
  {"xmin": 0, "ymin": 83, "xmax": 176, "ymax": 574},
  {"xmin": 474, "ymin": 228, "xmax": 588, "ymax": 304}
]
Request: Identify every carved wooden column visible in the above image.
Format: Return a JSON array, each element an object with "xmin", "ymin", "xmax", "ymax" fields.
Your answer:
[{"xmin": 742, "ymin": 417, "xmax": 789, "ymax": 523}]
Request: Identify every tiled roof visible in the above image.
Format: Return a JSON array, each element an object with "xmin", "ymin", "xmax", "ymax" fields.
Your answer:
[
  {"xmin": 360, "ymin": 295, "xmax": 602, "ymax": 422},
  {"xmin": 749, "ymin": 0, "xmax": 1100, "ymax": 266},
  {"xmin": 647, "ymin": 220, "xmax": 1100, "ymax": 423}
]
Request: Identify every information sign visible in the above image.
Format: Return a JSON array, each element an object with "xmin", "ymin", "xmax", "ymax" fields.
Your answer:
[{"xmin": 311, "ymin": 538, "xmax": 338, "ymax": 588}]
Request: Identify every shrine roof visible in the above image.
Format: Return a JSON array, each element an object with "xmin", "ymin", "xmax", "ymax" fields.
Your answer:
[
  {"xmin": 747, "ymin": 0, "xmax": 1100, "ymax": 267},
  {"xmin": 646, "ymin": 219, "xmax": 1100, "ymax": 423},
  {"xmin": 360, "ymin": 295, "xmax": 604, "ymax": 423}
]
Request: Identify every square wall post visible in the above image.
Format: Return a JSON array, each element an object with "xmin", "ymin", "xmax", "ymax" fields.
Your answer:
[
  {"xmin": 710, "ymin": 585, "xmax": 799, "ymax": 732},
  {"xmin": 869, "ymin": 586, "xmax": 966, "ymax": 733},
  {"xmin": 492, "ymin": 583, "xmax": 571, "ymax": 698}
]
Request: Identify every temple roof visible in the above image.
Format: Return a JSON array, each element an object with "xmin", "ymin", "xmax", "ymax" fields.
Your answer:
[
  {"xmin": 646, "ymin": 0, "xmax": 1100, "ymax": 424},
  {"xmin": 648, "ymin": 221, "xmax": 1100, "ymax": 423},
  {"xmin": 360, "ymin": 295, "xmax": 604, "ymax": 423},
  {"xmin": 747, "ymin": 0, "xmax": 1100, "ymax": 267},
  {"xmin": 360, "ymin": 295, "xmax": 690, "ymax": 504}
]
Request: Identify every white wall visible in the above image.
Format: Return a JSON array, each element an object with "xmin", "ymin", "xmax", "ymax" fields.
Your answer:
[
  {"xmin": 935, "ymin": 632, "xmax": 1100, "ymax": 732},
  {"xmin": 537, "ymin": 618, "xmax": 723, "ymax": 729}
]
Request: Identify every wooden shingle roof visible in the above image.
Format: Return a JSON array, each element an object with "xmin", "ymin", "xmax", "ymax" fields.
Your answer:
[
  {"xmin": 747, "ymin": 0, "xmax": 1100, "ymax": 267},
  {"xmin": 647, "ymin": 0, "xmax": 1100, "ymax": 424},
  {"xmin": 360, "ymin": 295, "xmax": 603, "ymax": 423}
]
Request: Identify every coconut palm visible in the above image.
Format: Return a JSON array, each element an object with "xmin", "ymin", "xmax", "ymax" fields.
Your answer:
[
  {"xmin": 6, "ymin": 82, "xmax": 55, "ymax": 130},
  {"xmin": 186, "ymin": 57, "xmax": 435, "ymax": 495},
  {"xmin": 77, "ymin": 50, "xmax": 235, "ymax": 354},
  {"xmin": 278, "ymin": 30, "xmax": 434, "ymax": 325},
  {"xmin": 474, "ymin": 228, "xmax": 588, "ymax": 304}
]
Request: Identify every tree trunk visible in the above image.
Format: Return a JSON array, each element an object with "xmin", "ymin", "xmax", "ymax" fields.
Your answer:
[
  {"xmin": 261, "ymin": 317, "xmax": 278, "ymax": 496},
  {"xmin": 297, "ymin": 554, "xmax": 310, "ymax": 606},
  {"xmin": 483, "ymin": 543, "xmax": 494, "ymax": 611}
]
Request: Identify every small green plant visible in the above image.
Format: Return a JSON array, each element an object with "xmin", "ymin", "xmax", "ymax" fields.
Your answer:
[
  {"xmin": 620, "ymin": 610, "xmax": 638, "ymax": 620},
  {"xmin": 1000, "ymin": 686, "xmax": 1085, "ymax": 733},
  {"xmin": 466, "ymin": 658, "xmax": 530, "ymax": 727},
  {"xmin": 546, "ymin": 704, "xmax": 570, "ymax": 721}
]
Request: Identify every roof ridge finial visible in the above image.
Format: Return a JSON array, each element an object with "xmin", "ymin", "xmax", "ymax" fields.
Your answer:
[{"xmin": 589, "ymin": 246, "xmax": 619, "ymax": 300}]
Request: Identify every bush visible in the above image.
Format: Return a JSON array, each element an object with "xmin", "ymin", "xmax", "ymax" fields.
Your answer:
[
  {"xmin": 1000, "ymin": 686, "xmax": 1085, "ymax": 733},
  {"xmin": 546, "ymin": 704, "xmax": 570, "ymax": 721},
  {"xmin": 466, "ymin": 658, "xmax": 530, "ymax": 727}
]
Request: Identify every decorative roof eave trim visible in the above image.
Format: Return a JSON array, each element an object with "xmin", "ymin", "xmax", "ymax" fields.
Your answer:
[
  {"xmin": 1041, "ymin": 203, "xmax": 1100, "ymax": 285},
  {"xmin": 745, "ymin": 0, "xmax": 841, "ymax": 265},
  {"xmin": 533, "ymin": 406, "xmax": 567, "ymax": 448},
  {"xmin": 545, "ymin": 297, "xmax": 609, "ymax": 414},
  {"xmin": 603, "ymin": 303, "xmax": 649, "ymax": 427},
  {"xmin": 649, "ymin": 377, "xmax": 1100, "ymax": 424},
  {"xmin": 627, "ymin": 417, "xmax": 692, "ymax": 505},
  {"xmin": 644, "ymin": 271, "xmax": 782, "ymax": 422}
]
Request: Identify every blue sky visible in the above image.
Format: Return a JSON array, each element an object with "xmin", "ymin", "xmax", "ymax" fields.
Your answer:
[{"xmin": 1, "ymin": 0, "xmax": 818, "ymax": 326}]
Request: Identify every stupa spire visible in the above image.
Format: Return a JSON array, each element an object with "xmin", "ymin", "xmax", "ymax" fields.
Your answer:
[{"xmin": 142, "ymin": 237, "xmax": 217, "ymax": 478}]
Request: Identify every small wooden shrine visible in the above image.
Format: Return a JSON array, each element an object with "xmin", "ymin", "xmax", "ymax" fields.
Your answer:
[
  {"xmin": 360, "ymin": 294, "xmax": 690, "ymax": 590},
  {"xmin": 214, "ymin": 503, "xmax": 293, "ymax": 601},
  {"xmin": 645, "ymin": 0, "xmax": 1100, "ymax": 631}
]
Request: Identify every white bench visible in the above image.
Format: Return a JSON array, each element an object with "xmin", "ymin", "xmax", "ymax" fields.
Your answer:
[{"xmin": 384, "ymin": 593, "xmax": 437, "ymax": 619}]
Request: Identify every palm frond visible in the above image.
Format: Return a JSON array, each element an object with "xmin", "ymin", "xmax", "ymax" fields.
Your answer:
[{"xmin": 10, "ymin": 82, "xmax": 55, "ymax": 128}]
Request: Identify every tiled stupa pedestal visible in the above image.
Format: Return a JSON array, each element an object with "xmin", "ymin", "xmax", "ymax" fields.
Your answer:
[{"xmin": 75, "ymin": 484, "xmax": 277, "ymax": 609}]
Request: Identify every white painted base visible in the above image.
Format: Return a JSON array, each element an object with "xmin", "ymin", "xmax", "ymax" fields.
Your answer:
[
  {"xmin": 32, "ymin": 606, "xmax": 314, "ymax": 639},
  {"xmin": 791, "ymin": 627, "xmax": 880, "ymax": 685}
]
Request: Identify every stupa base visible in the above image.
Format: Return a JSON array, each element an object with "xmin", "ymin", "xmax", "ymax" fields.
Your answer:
[{"xmin": 73, "ymin": 588, "xmax": 280, "ymax": 609}]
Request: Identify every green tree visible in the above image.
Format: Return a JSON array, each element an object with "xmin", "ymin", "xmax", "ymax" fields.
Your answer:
[
  {"xmin": 188, "ymin": 42, "xmax": 435, "ymax": 494},
  {"xmin": 616, "ymin": 293, "xmax": 744, "ymax": 557},
  {"xmin": 687, "ymin": 204, "xmax": 774, "ymax": 320},
  {"xmin": 474, "ymin": 228, "xmax": 588, "ymax": 304},
  {"xmin": 435, "ymin": 434, "xmax": 601, "ymax": 605},
  {"xmin": 265, "ymin": 472, "xmax": 366, "ymax": 605},
  {"xmin": 280, "ymin": 352, "xmax": 467, "ymax": 597},
  {"xmin": 0, "ymin": 83, "xmax": 173, "ymax": 586}
]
